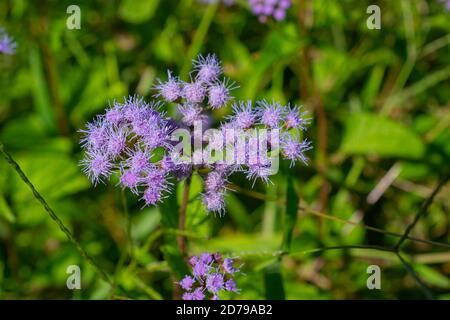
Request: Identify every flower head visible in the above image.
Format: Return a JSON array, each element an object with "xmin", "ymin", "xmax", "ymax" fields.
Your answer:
[
  {"xmin": 202, "ymin": 191, "xmax": 226, "ymax": 215},
  {"xmin": 206, "ymin": 273, "xmax": 224, "ymax": 293},
  {"xmin": 183, "ymin": 81, "xmax": 206, "ymax": 104},
  {"xmin": 281, "ymin": 135, "xmax": 312, "ymax": 166},
  {"xmin": 193, "ymin": 54, "xmax": 222, "ymax": 84},
  {"xmin": 179, "ymin": 275, "xmax": 195, "ymax": 291},
  {"xmin": 208, "ymin": 80, "xmax": 234, "ymax": 109},
  {"xmin": 155, "ymin": 71, "xmax": 182, "ymax": 102},
  {"xmin": 283, "ymin": 104, "xmax": 310, "ymax": 130},
  {"xmin": 81, "ymin": 150, "xmax": 113, "ymax": 185},
  {"xmin": 257, "ymin": 100, "xmax": 284, "ymax": 128},
  {"xmin": 228, "ymin": 101, "xmax": 256, "ymax": 129}
]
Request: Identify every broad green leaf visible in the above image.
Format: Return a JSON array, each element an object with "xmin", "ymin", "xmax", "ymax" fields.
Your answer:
[
  {"xmin": 9, "ymin": 153, "xmax": 89, "ymax": 203},
  {"xmin": 340, "ymin": 113, "xmax": 425, "ymax": 159}
]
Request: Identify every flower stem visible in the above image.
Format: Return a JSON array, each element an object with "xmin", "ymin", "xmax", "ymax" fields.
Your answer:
[
  {"xmin": 177, "ymin": 176, "xmax": 191, "ymax": 258},
  {"xmin": 0, "ymin": 142, "xmax": 112, "ymax": 286}
]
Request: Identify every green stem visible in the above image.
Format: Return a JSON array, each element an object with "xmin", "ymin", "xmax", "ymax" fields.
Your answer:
[
  {"xmin": 0, "ymin": 142, "xmax": 112, "ymax": 286},
  {"xmin": 180, "ymin": 2, "xmax": 218, "ymax": 79},
  {"xmin": 177, "ymin": 177, "xmax": 191, "ymax": 258}
]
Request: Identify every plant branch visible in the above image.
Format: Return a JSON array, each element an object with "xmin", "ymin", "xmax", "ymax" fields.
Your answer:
[{"xmin": 396, "ymin": 252, "xmax": 434, "ymax": 300}]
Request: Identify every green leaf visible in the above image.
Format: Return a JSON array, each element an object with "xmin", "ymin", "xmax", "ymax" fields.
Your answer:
[
  {"xmin": 226, "ymin": 193, "xmax": 253, "ymax": 232},
  {"xmin": 340, "ymin": 113, "xmax": 425, "ymax": 159},
  {"xmin": 0, "ymin": 194, "xmax": 15, "ymax": 223},
  {"xmin": 161, "ymin": 245, "xmax": 189, "ymax": 279},
  {"xmin": 29, "ymin": 46, "xmax": 55, "ymax": 132},
  {"xmin": 9, "ymin": 153, "xmax": 89, "ymax": 203},
  {"xmin": 281, "ymin": 169, "xmax": 299, "ymax": 252},
  {"xmin": 159, "ymin": 186, "xmax": 179, "ymax": 229},
  {"xmin": 263, "ymin": 259, "xmax": 285, "ymax": 300},
  {"xmin": 415, "ymin": 264, "xmax": 450, "ymax": 289},
  {"xmin": 118, "ymin": 0, "xmax": 160, "ymax": 24}
]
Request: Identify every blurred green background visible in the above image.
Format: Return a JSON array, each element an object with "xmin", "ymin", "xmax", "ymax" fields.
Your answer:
[{"xmin": 0, "ymin": 0, "xmax": 449, "ymax": 299}]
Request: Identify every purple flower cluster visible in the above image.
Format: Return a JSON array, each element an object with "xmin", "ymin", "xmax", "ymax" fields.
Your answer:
[
  {"xmin": 0, "ymin": 28, "xmax": 17, "ymax": 55},
  {"xmin": 80, "ymin": 54, "xmax": 312, "ymax": 215},
  {"xmin": 179, "ymin": 253, "xmax": 240, "ymax": 300},
  {"xmin": 80, "ymin": 95, "xmax": 184, "ymax": 207},
  {"xmin": 248, "ymin": 0, "xmax": 291, "ymax": 23}
]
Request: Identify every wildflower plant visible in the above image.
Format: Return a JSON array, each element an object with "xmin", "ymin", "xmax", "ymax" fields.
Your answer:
[
  {"xmin": 79, "ymin": 53, "xmax": 312, "ymax": 215},
  {"xmin": 179, "ymin": 253, "xmax": 241, "ymax": 300}
]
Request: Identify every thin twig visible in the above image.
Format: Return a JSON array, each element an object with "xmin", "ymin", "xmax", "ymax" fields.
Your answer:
[
  {"xmin": 0, "ymin": 142, "xmax": 112, "ymax": 285},
  {"xmin": 231, "ymin": 183, "xmax": 450, "ymax": 249},
  {"xmin": 289, "ymin": 244, "xmax": 396, "ymax": 257},
  {"xmin": 395, "ymin": 173, "xmax": 450, "ymax": 250},
  {"xmin": 396, "ymin": 252, "xmax": 434, "ymax": 300}
]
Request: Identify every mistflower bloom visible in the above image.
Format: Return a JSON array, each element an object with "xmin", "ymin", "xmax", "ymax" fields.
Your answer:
[
  {"xmin": 80, "ymin": 53, "xmax": 312, "ymax": 216},
  {"xmin": 193, "ymin": 54, "xmax": 222, "ymax": 84},
  {"xmin": 223, "ymin": 258, "xmax": 240, "ymax": 274},
  {"xmin": 119, "ymin": 169, "xmax": 141, "ymax": 192},
  {"xmin": 179, "ymin": 275, "xmax": 195, "ymax": 291},
  {"xmin": 225, "ymin": 279, "xmax": 238, "ymax": 292},
  {"xmin": 80, "ymin": 119, "xmax": 108, "ymax": 150},
  {"xmin": 183, "ymin": 288, "xmax": 205, "ymax": 300},
  {"xmin": 283, "ymin": 104, "xmax": 310, "ymax": 130},
  {"xmin": 179, "ymin": 253, "xmax": 241, "ymax": 300},
  {"xmin": 202, "ymin": 191, "xmax": 226, "ymax": 215},
  {"xmin": 205, "ymin": 171, "xmax": 226, "ymax": 192},
  {"xmin": 257, "ymin": 100, "xmax": 284, "ymax": 128},
  {"xmin": 106, "ymin": 128, "xmax": 127, "ymax": 158},
  {"xmin": 228, "ymin": 101, "xmax": 256, "ymax": 129},
  {"xmin": 206, "ymin": 273, "xmax": 224, "ymax": 293},
  {"xmin": 208, "ymin": 81, "xmax": 232, "ymax": 109},
  {"xmin": 105, "ymin": 104, "xmax": 123, "ymax": 125},
  {"xmin": 0, "ymin": 29, "xmax": 17, "ymax": 55},
  {"xmin": 281, "ymin": 135, "xmax": 312, "ymax": 166},
  {"xmin": 178, "ymin": 103, "xmax": 203, "ymax": 126},
  {"xmin": 127, "ymin": 149, "xmax": 150, "ymax": 174},
  {"xmin": 193, "ymin": 259, "xmax": 210, "ymax": 278},
  {"xmin": 81, "ymin": 151, "xmax": 113, "ymax": 185},
  {"xmin": 183, "ymin": 81, "xmax": 206, "ymax": 103},
  {"xmin": 155, "ymin": 71, "xmax": 182, "ymax": 102},
  {"xmin": 246, "ymin": 163, "xmax": 273, "ymax": 186},
  {"xmin": 142, "ymin": 185, "xmax": 162, "ymax": 206}
]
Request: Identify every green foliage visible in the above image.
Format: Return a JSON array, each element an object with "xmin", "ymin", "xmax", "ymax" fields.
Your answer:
[{"xmin": 341, "ymin": 113, "xmax": 425, "ymax": 159}]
